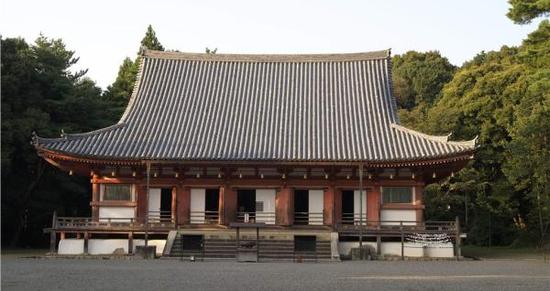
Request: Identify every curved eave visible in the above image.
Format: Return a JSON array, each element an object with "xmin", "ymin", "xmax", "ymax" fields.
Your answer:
[
  {"xmin": 35, "ymin": 146, "xmax": 475, "ymax": 168},
  {"xmin": 390, "ymin": 123, "xmax": 478, "ymax": 149}
]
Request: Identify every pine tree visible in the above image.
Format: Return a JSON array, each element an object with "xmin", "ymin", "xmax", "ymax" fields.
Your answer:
[{"xmin": 103, "ymin": 25, "xmax": 165, "ymax": 107}]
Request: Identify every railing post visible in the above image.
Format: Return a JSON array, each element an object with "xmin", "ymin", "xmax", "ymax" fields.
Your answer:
[
  {"xmin": 128, "ymin": 232, "xmax": 134, "ymax": 255},
  {"xmin": 455, "ymin": 216, "xmax": 461, "ymax": 260},
  {"xmin": 83, "ymin": 232, "xmax": 89, "ymax": 255},
  {"xmin": 49, "ymin": 211, "xmax": 57, "ymax": 254},
  {"xmin": 400, "ymin": 221, "xmax": 404, "ymax": 260}
]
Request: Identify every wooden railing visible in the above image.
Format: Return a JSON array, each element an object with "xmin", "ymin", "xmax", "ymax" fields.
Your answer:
[
  {"xmin": 190, "ymin": 211, "xmax": 219, "ymax": 224},
  {"xmin": 294, "ymin": 212, "xmax": 324, "ymax": 225},
  {"xmin": 336, "ymin": 220, "xmax": 457, "ymax": 234},
  {"xmin": 53, "ymin": 215, "xmax": 176, "ymax": 230},
  {"xmin": 236, "ymin": 212, "xmax": 276, "ymax": 224},
  {"xmin": 147, "ymin": 210, "xmax": 173, "ymax": 223}
]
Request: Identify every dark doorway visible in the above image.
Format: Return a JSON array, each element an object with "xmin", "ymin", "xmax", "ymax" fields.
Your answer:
[
  {"xmin": 294, "ymin": 189, "xmax": 309, "ymax": 225},
  {"xmin": 294, "ymin": 235, "xmax": 317, "ymax": 252},
  {"xmin": 205, "ymin": 188, "xmax": 220, "ymax": 223},
  {"xmin": 205, "ymin": 189, "xmax": 219, "ymax": 212},
  {"xmin": 341, "ymin": 190, "xmax": 354, "ymax": 224},
  {"xmin": 160, "ymin": 188, "xmax": 172, "ymax": 221},
  {"xmin": 237, "ymin": 189, "xmax": 256, "ymax": 213}
]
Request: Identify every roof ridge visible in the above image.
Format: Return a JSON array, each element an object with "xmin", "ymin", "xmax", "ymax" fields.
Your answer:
[
  {"xmin": 142, "ymin": 49, "xmax": 391, "ymax": 62},
  {"xmin": 390, "ymin": 123, "xmax": 477, "ymax": 148}
]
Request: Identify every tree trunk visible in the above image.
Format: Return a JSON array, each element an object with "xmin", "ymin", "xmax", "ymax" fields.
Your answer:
[{"xmin": 9, "ymin": 161, "xmax": 46, "ymax": 247}]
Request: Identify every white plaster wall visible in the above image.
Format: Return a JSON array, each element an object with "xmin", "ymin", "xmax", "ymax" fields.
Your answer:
[
  {"xmin": 308, "ymin": 190, "xmax": 324, "ymax": 225},
  {"xmin": 58, "ymin": 239, "xmax": 85, "ymax": 255},
  {"xmin": 256, "ymin": 189, "xmax": 276, "ymax": 224},
  {"xmin": 353, "ymin": 190, "xmax": 367, "ymax": 223},
  {"xmin": 58, "ymin": 239, "xmax": 167, "ymax": 255},
  {"xmin": 337, "ymin": 241, "xmax": 454, "ymax": 258},
  {"xmin": 133, "ymin": 239, "xmax": 166, "ymax": 255},
  {"xmin": 380, "ymin": 210, "xmax": 417, "ymax": 225},
  {"xmin": 99, "ymin": 207, "xmax": 134, "ymax": 222},
  {"xmin": 190, "ymin": 188, "xmax": 205, "ymax": 224},
  {"xmin": 148, "ymin": 188, "xmax": 161, "ymax": 213},
  {"xmin": 380, "ymin": 242, "xmax": 424, "ymax": 257},
  {"xmin": 338, "ymin": 241, "xmax": 377, "ymax": 256},
  {"xmin": 425, "ymin": 243, "xmax": 454, "ymax": 257},
  {"xmin": 89, "ymin": 239, "xmax": 129, "ymax": 255}
]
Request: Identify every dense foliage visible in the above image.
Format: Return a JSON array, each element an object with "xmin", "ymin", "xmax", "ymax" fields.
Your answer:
[
  {"xmin": 1, "ymin": 26, "xmax": 165, "ymax": 247},
  {"xmin": 1, "ymin": 36, "xmax": 118, "ymax": 246},
  {"xmin": 507, "ymin": 0, "xmax": 550, "ymax": 24},
  {"xmin": 410, "ymin": 19, "xmax": 550, "ymax": 246}
]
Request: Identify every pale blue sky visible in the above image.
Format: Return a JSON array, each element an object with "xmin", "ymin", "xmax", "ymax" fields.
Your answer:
[{"xmin": 1, "ymin": 0, "xmax": 542, "ymax": 89}]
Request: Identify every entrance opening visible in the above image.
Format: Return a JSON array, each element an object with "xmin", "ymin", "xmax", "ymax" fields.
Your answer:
[
  {"xmin": 160, "ymin": 188, "xmax": 172, "ymax": 221},
  {"xmin": 149, "ymin": 187, "xmax": 173, "ymax": 222},
  {"xmin": 237, "ymin": 189, "xmax": 256, "ymax": 222},
  {"xmin": 294, "ymin": 235, "xmax": 316, "ymax": 252},
  {"xmin": 294, "ymin": 190, "xmax": 309, "ymax": 225},
  {"xmin": 205, "ymin": 188, "xmax": 220, "ymax": 223},
  {"xmin": 341, "ymin": 190, "xmax": 354, "ymax": 224}
]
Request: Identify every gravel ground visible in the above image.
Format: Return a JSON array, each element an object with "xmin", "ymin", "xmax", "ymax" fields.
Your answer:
[{"xmin": 2, "ymin": 256, "xmax": 549, "ymax": 291}]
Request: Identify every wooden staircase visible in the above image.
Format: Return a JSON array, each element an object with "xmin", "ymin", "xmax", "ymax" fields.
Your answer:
[{"xmin": 165, "ymin": 231, "xmax": 332, "ymax": 262}]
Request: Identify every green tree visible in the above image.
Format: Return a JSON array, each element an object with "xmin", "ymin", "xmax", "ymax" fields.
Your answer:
[
  {"xmin": 1, "ymin": 35, "xmax": 116, "ymax": 247},
  {"xmin": 507, "ymin": 0, "xmax": 550, "ymax": 24},
  {"xmin": 141, "ymin": 25, "xmax": 164, "ymax": 51},
  {"xmin": 103, "ymin": 25, "xmax": 165, "ymax": 109},
  {"xmin": 392, "ymin": 51, "xmax": 456, "ymax": 109},
  {"xmin": 422, "ymin": 20, "xmax": 550, "ymax": 246}
]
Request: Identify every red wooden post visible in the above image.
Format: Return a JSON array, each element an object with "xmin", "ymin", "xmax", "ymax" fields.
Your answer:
[
  {"xmin": 171, "ymin": 186, "xmax": 177, "ymax": 224},
  {"xmin": 220, "ymin": 186, "xmax": 237, "ymax": 225},
  {"xmin": 414, "ymin": 185, "xmax": 424, "ymax": 222},
  {"xmin": 333, "ymin": 188, "xmax": 342, "ymax": 225},
  {"xmin": 91, "ymin": 178, "xmax": 100, "ymax": 221},
  {"xmin": 323, "ymin": 186, "xmax": 335, "ymax": 226},
  {"xmin": 177, "ymin": 186, "xmax": 190, "ymax": 226},
  {"xmin": 276, "ymin": 186, "xmax": 293, "ymax": 226},
  {"xmin": 136, "ymin": 185, "xmax": 148, "ymax": 223},
  {"xmin": 368, "ymin": 186, "xmax": 381, "ymax": 224}
]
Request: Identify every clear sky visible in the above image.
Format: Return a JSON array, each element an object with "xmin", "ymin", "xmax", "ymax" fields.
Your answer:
[{"xmin": 1, "ymin": 0, "xmax": 541, "ymax": 89}]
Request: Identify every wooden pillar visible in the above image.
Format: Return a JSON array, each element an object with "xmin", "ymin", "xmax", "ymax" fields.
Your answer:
[
  {"xmin": 91, "ymin": 179, "xmax": 100, "ymax": 221},
  {"xmin": 128, "ymin": 232, "xmax": 134, "ymax": 254},
  {"xmin": 455, "ymin": 216, "xmax": 462, "ymax": 260},
  {"xmin": 276, "ymin": 186, "xmax": 294, "ymax": 226},
  {"xmin": 176, "ymin": 186, "xmax": 190, "ymax": 226},
  {"xmin": 220, "ymin": 185, "xmax": 237, "ymax": 225},
  {"xmin": 367, "ymin": 186, "xmax": 381, "ymax": 224},
  {"xmin": 171, "ymin": 187, "xmax": 177, "ymax": 224},
  {"xmin": 323, "ymin": 186, "xmax": 335, "ymax": 226},
  {"xmin": 400, "ymin": 221, "xmax": 404, "ymax": 260},
  {"xmin": 136, "ymin": 185, "xmax": 148, "ymax": 223},
  {"xmin": 60, "ymin": 232, "xmax": 66, "ymax": 240},
  {"xmin": 334, "ymin": 188, "xmax": 342, "ymax": 225},
  {"xmin": 218, "ymin": 186, "xmax": 225, "ymax": 225},
  {"xmin": 414, "ymin": 185, "xmax": 424, "ymax": 222},
  {"xmin": 49, "ymin": 231, "xmax": 57, "ymax": 254},
  {"xmin": 49, "ymin": 211, "xmax": 57, "ymax": 253},
  {"xmin": 83, "ymin": 232, "xmax": 89, "ymax": 255}
]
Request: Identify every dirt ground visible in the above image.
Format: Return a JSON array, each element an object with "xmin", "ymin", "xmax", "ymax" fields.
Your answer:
[{"xmin": 2, "ymin": 252, "xmax": 549, "ymax": 291}]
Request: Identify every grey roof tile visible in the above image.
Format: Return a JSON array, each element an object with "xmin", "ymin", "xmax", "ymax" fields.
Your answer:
[{"xmin": 34, "ymin": 50, "xmax": 476, "ymax": 162}]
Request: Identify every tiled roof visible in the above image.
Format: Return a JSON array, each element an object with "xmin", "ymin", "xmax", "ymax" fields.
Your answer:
[{"xmin": 34, "ymin": 49, "xmax": 476, "ymax": 162}]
